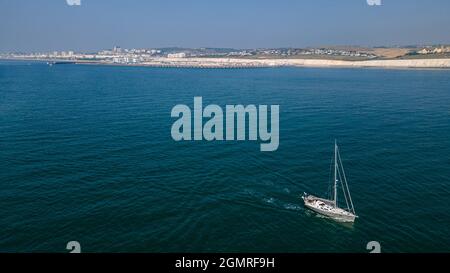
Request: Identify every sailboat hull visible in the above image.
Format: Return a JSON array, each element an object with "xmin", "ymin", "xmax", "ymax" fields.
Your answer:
[{"xmin": 302, "ymin": 194, "xmax": 357, "ymax": 222}]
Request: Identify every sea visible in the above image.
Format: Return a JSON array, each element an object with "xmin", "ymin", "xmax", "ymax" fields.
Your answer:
[{"xmin": 0, "ymin": 60, "xmax": 449, "ymax": 252}]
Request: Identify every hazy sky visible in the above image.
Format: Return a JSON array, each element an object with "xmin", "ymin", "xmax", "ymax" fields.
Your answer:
[{"xmin": 1, "ymin": 0, "xmax": 450, "ymax": 52}]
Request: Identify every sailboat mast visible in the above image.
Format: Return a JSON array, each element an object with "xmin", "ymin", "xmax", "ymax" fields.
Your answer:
[{"xmin": 334, "ymin": 140, "xmax": 338, "ymax": 208}]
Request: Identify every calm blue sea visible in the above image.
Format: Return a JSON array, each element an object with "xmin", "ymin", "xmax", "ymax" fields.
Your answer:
[{"xmin": 0, "ymin": 60, "xmax": 449, "ymax": 252}]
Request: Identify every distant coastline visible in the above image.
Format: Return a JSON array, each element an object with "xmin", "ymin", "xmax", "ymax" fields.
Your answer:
[
  {"xmin": 3, "ymin": 45, "xmax": 450, "ymax": 69},
  {"xmin": 3, "ymin": 56, "xmax": 450, "ymax": 69}
]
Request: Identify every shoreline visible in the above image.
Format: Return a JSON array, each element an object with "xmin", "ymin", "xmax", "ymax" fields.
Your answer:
[{"xmin": 2, "ymin": 57, "xmax": 450, "ymax": 70}]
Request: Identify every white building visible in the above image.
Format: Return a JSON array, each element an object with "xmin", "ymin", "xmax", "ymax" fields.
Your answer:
[{"xmin": 167, "ymin": 52, "xmax": 187, "ymax": 58}]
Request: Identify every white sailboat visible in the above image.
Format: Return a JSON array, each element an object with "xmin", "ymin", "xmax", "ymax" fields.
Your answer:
[{"xmin": 302, "ymin": 141, "xmax": 357, "ymax": 222}]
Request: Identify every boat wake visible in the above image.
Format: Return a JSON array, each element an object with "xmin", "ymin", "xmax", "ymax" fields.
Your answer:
[
  {"xmin": 260, "ymin": 192, "xmax": 304, "ymax": 212},
  {"xmin": 283, "ymin": 203, "xmax": 302, "ymax": 211}
]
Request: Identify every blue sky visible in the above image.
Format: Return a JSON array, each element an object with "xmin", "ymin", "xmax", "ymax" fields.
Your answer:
[{"xmin": 1, "ymin": 0, "xmax": 450, "ymax": 52}]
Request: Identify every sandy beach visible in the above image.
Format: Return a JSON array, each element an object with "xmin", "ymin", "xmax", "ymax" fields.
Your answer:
[{"xmin": 137, "ymin": 57, "xmax": 450, "ymax": 69}]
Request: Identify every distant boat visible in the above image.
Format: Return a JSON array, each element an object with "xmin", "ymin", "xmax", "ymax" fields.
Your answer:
[{"xmin": 302, "ymin": 141, "xmax": 357, "ymax": 222}]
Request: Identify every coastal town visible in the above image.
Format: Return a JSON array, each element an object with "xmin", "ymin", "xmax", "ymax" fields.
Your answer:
[
  {"xmin": 1, "ymin": 45, "xmax": 450, "ymax": 68},
  {"xmin": 0, "ymin": 46, "xmax": 379, "ymax": 62}
]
